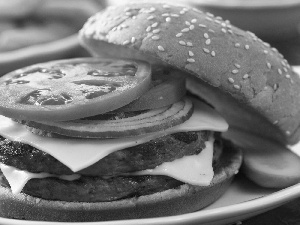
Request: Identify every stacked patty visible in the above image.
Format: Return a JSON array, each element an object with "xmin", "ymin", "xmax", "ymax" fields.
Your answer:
[{"xmin": 0, "ymin": 130, "xmax": 222, "ymax": 202}]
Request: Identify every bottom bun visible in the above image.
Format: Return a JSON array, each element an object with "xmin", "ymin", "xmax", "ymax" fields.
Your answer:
[{"xmin": 0, "ymin": 140, "xmax": 242, "ymax": 222}]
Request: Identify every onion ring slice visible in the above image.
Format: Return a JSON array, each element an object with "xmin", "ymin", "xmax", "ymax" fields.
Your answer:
[{"xmin": 23, "ymin": 98, "xmax": 193, "ymax": 139}]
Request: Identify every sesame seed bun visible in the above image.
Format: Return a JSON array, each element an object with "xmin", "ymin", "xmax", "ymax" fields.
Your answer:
[
  {"xmin": 0, "ymin": 140, "xmax": 242, "ymax": 222},
  {"xmin": 79, "ymin": 2, "xmax": 300, "ymax": 145}
]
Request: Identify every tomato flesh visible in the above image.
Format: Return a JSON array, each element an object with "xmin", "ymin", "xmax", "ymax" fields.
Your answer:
[
  {"xmin": 119, "ymin": 69, "xmax": 186, "ymax": 112},
  {"xmin": 0, "ymin": 57, "xmax": 151, "ymax": 121}
]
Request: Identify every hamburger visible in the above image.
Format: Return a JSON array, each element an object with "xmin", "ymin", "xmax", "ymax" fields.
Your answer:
[{"xmin": 0, "ymin": 2, "xmax": 299, "ymax": 222}]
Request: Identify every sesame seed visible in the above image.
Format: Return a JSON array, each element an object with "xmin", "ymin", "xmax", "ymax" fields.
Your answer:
[
  {"xmin": 216, "ymin": 16, "xmax": 222, "ymax": 20},
  {"xmin": 235, "ymin": 43, "xmax": 240, "ymax": 47},
  {"xmin": 147, "ymin": 15, "xmax": 154, "ymax": 20},
  {"xmin": 286, "ymin": 131, "xmax": 291, "ymax": 135},
  {"xmin": 131, "ymin": 37, "xmax": 136, "ymax": 43},
  {"xmin": 228, "ymin": 30, "xmax": 233, "ymax": 34},
  {"xmin": 232, "ymin": 69, "xmax": 239, "ymax": 74},
  {"xmin": 221, "ymin": 28, "xmax": 227, "ymax": 33},
  {"xmin": 125, "ymin": 12, "xmax": 132, "ymax": 16},
  {"xmin": 228, "ymin": 78, "xmax": 235, "ymax": 83},
  {"xmin": 211, "ymin": 51, "xmax": 216, "ymax": 57},
  {"xmin": 273, "ymin": 120, "xmax": 278, "ymax": 124},
  {"xmin": 121, "ymin": 24, "xmax": 128, "ymax": 28},
  {"xmin": 221, "ymin": 22, "xmax": 226, "ymax": 27},
  {"xmin": 187, "ymin": 58, "xmax": 195, "ymax": 63},
  {"xmin": 189, "ymin": 25, "xmax": 195, "ymax": 30},
  {"xmin": 180, "ymin": 10, "xmax": 185, "ymax": 14},
  {"xmin": 267, "ymin": 62, "xmax": 271, "ymax": 69},
  {"xmin": 203, "ymin": 48, "xmax": 210, "ymax": 53},
  {"xmin": 132, "ymin": 16, "xmax": 137, "ymax": 20},
  {"xmin": 215, "ymin": 20, "xmax": 221, "ymax": 24},
  {"xmin": 199, "ymin": 24, "xmax": 207, "ymax": 28},
  {"xmin": 166, "ymin": 17, "xmax": 171, "ymax": 22},
  {"xmin": 205, "ymin": 39, "xmax": 211, "ymax": 45},
  {"xmin": 272, "ymin": 47, "xmax": 278, "ymax": 53},
  {"xmin": 235, "ymin": 64, "xmax": 241, "ymax": 68},
  {"xmin": 179, "ymin": 40, "xmax": 186, "ymax": 45},
  {"xmin": 185, "ymin": 21, "xmax": 191, "ymax": 26},
  {"xmin": 234, "ymin": 84, "xmax": 240, "ymax": 89},
  {"xmin": 264, "ymin": 50, "xmax": 268, "ymax": 54},
  {"xmin": 123, "ymin": 40, "xmax": 130, "ymax": 45},
  {"xmin": 158, "ymin": 45, "xmax": 165, "ymax": 51},
  {"xmin": 204, "ymin": 33, "xmax": 209, "ymax": 39},
  {"xmin": 146, "ymin": 26, "xmax": 151, "ymax": 32},
  {"xmin": 152, "ymin": 22, "xmax": 158, "ymax": 28},
  {"xmin": 151, "ymin": 36, "xmax": 160, "ymax": 40},
  {"xmin": 189, "ymin": 51, "xmax": 194, "ymax": 57},
  {"xmin": 112, "ymin": 27, "xmax": 117, "ymax": 31},
  {"xmin": 191, "ymin": 19, "xmax": 197, "ymax": 23},
  {"xmin": 162, "ymin": 13, "xmax": 170, "ymax": 17},
  {"xmin": 182, "ymin": 28, "xmax": 189, "ymax": 32},
  {"xmin": 273, "ymin": 83, "xmax": 278, "ymax": 90},
  {"xmin": 245, "ymin": 45, "xmax": 250, "ymax": 50},
  {"xmin": 171, "ymin": 14, "xmax": 179, "ymax": 17},
  {"xmin": 286, "ymin": 74, "xmax": 291, "ymax": 78},
  {"xmin": 149, "ymin": 7, "xmax": 156, "ymax": 12},
  {"xmin": 186, "ymin": 42, "xmax": 193, "ymax": 46},
  {"xmin": 206, "ymin": 17, "xmax": 213, "ymax": 21},
  {"xmin": 283, "ymin": 67, "xmax": 288, "ymax": 72},
  {"xmin": 278, "ymin": 68, "xmax": 282, "ymax": 75},
  {"xmin": 153, "ymin": 29, "xmax": 160, "ymax": 34},
  {"xmin": 243, "ymin": 74, "xmax": 249, "ymax": 79},
  {"xmin": 209, "ymin": 29, "xmax": 215, "ymax": 33},
  {"xmin": 263, "ymin": 42, "xmax": 270, "ymax": 47},
  {"xmin": 176, "ymin": 33, "xmax": 183, "ymax": 37},
  {"xmin": 206, "ymin": 12, "xmax": 214, "ymax": 17}
]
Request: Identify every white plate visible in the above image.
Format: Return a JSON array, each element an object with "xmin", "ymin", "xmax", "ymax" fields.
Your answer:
[
  {"xmin": 186, "ymin": 0, "xmax": 300, "ymax": 8},
  {"xmin": 1, "ymin": 67, "xmax": 300, "ymax": 225}
]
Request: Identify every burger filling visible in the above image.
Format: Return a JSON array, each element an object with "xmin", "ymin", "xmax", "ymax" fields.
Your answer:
[{"xmin": 0, "ymin": 58, "xmax": 230, "ymax": 203}]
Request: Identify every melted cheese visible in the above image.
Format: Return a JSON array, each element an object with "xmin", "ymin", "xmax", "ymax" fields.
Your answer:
[
  {"xmin": 0, "ymin": 99, "xmax": 228, "ymax": 193},
  {"xmin": 0, "ymin": 99, "xmax": 227, "ymax": 173},
  {"xmin": 0, "ymin": 163, "xmax": 80, "ymax": 194},
  {"xmin": 135, "ymin": 137, "xmax": 214, "ymax": 186}
]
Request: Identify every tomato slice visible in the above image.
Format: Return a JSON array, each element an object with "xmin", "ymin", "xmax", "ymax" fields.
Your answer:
[
  {"xmin": 0, "ymin": 57, "xmax": 151, "ymax": 121},
  {"xmin": 24, "ymin": 98, "xmax": 194, "ymax": 138},
  {"xmin": 119, "ymin": 69, "xmax": 186, "ymax": 112}
]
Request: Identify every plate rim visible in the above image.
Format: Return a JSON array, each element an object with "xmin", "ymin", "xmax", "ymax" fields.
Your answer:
[{"xmin": 188, "ymin": 0, "xmax": 300, "ymax": 9}]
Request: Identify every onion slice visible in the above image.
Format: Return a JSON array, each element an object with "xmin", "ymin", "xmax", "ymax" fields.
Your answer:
[{"xmin": 23, "ymin": 98, "xmax": 194, "ymax": 138}]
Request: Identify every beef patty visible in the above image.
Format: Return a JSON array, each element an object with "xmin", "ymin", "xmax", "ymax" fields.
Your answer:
[{"xmin": 0, "ymin": 131, "xmax": 210, "ymax": 176}]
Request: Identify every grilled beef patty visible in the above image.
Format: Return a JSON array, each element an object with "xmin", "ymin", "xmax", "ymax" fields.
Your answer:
[{"xmin": 0, "ymin": 131, "xmax": 209, "ymax": 176}]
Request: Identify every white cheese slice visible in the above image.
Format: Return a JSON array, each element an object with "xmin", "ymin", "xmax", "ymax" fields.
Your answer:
[
  {"xmin": 0, "ymin": 163, "xmax": 80, "ymax": 194},
  {"xmin": 135, "ymin": 137, "xmax": 214, "ymax": 186},
  {"xmin": 0, "ymin": 99, "xmax": 228, "ymax": 173}
]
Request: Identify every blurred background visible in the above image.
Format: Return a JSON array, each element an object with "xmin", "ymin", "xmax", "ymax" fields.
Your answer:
[{"xmin": 1, "ymin": 0, "xmax": 300, "ymax": 75}]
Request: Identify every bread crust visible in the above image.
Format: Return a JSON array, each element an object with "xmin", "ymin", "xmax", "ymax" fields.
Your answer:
[
  {"xmin": 0, "ymin": 139, "xmax": 242, "ymax": 222},
  {"xmin": 79, "ymin": 2, "xmax": 300, "ymax": 144}
]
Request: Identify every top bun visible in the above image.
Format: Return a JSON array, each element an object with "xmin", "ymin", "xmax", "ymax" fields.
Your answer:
[{"xmin": 79, "ymin": 2, "xmax": 300, "ymax": 145}]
